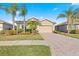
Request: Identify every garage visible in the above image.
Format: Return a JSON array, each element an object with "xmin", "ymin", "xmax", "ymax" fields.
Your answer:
[{"xmin": 38, "ymin": 25, "xmax": 53, "ymax": 33}]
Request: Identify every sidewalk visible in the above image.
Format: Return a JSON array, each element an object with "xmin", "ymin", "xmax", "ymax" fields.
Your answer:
[{"xmin": 0, "ymin": 40, "xmax": 48, "ymax": 46}]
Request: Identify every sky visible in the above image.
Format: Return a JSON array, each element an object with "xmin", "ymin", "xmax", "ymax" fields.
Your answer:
[{"xmin": 0, "ymin": 3, "xmax": 79, "ymax": 24}]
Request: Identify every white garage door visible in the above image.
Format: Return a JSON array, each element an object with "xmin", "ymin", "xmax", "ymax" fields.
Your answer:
[{"xmin": 38, "ymin": 26, "xmax": 53, "ymax": 33}]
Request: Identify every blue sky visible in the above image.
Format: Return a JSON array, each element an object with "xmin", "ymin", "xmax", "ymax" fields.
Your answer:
[{"xmin": 0, "ymin": 3, "xmax": 79, "ymax": 24}]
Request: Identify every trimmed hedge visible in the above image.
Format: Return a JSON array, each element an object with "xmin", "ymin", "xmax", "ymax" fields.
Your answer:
[
  {"xmin": 70, "ymin": 30, "xmax": 76, "ymax": 34},
  {"xmin": 54, "ymin": 29, "xmax": 79, "ymax": 34},
  {"xmin": 70, "ymin": 29, "xmax": 79, "ymax": 34}
]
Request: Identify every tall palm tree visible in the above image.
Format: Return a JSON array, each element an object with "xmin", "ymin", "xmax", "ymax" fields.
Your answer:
[
  {"xmin": 19, "ymin": 4, "xmax": 27, "ymax": 32},
  {"xmin": 6, "ymin": 4, "xmax": 18, "ymax": 30},
  {"xmin": 57, "ymin": 7, "xmax": 79, "ymax": 34}
]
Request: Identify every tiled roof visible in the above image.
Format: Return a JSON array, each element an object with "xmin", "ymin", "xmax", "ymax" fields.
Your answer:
[
  {"xmin": 15, "ymin": 17, "xmax": 56, "ymax": 24},
  {"xmin": 27, "ymin": 17, "xmax": 39, "ymax": 22},
  {"xmin": 0, "ymin": 20, "xmax": 12, "ymax": 25},
  {"xmin": 15, "ymin": 21, "xmax": 27, "ymax": 24},
  {"xmin": 56, "ymin": 20, "xmax": 79, "ymax": 26}
]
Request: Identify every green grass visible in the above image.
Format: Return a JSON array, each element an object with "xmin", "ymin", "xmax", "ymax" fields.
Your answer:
[
  {"xmin": 67, "ymin": 34, "xmax": 79, "ymax": 39},
  {"xmin": 54, "ymin": 31, "xmax": 79, "ymax": 39},
  {"xmin": 0, "ymin": 45, "xmax": 51, "ymax": 56},
  {"xmin": 0, "ymin": 34, "xmax": 43, "ymax": 41}
]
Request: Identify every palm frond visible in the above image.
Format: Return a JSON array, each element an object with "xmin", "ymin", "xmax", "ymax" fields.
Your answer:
[
  {"xmin": 5, "ymin": 7, "xmax": 13, "ymax": 14},
  {"xmin": 57, "ymin": 13, "xmax": 67, "ymax": 19},
  {"xmin": 19, "ymin": 4, "xmax": 27, "ymax": 17},
  {"xmin": 73, "ymin": 8, "xmax": 79, "ymax": 16},
  {"xmin": 12, "ymin": 3, "xmax": 18, "ymax": 11}
]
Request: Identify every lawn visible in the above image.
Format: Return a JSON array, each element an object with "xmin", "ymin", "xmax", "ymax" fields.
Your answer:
[
  {"xmin": 67, "ymin": 34, "xmax": 79, "ymax": 39},
  {"xmin": 0, "ymin": 45, "xmax": 51, "ymax": 56},
  {"xmin": 54, "ymin": 31, "xmax": 79, "ymax": 39},
  {"xmin": 0, "ymin": 34, "xmax": 43, "ymax": 41}
]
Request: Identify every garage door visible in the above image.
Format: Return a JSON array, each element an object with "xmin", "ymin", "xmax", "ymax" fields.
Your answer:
[{"xmin": 38, "ymin": 26, "xmax": 53, "ymax": 33}]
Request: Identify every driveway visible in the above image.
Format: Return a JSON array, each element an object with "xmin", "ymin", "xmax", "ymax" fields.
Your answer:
[{"xmin": 40, "ymin": 33, "xmax": 79, "ymax": 56}]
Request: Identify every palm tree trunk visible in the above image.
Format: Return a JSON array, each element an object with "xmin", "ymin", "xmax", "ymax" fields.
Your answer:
[
  {"xmin": 67, "ymin": 17, "xmax": 73, "ymax": 34},
  {"xmin": 67, "ymin": 24, "xmax": 70, "ymax": 34},
  {"xmin": 12, "ymin": 16, "xmax": 15, "ymax": 30},
  {"xmin": 17, "ymin": 24, "xmax": 19, "ymax": 34},
  {"xmin": 67, "ymin": 17, "xmax": 71, "ymax": 34},
  {"xmin": 23, "ymin": 16, "xmax": 26, "ymax": 32}
]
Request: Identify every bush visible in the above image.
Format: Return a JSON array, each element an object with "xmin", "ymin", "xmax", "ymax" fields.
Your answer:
[
  {"xmin": 76, "ymin": 29, "xmax": 79, "ymax": 34},
  {"xmin": 5, "ymin": 30, "xmax": 17, "ymax": 35},
  {"xmin": 0, "ymin": 30, "xmax": 5, "ymax": 34},
  {"xmin": 70, "ymin": 30, "xmax": 76, "ymax": 34},
  {"xmin": 0, "ymin": 30, "xmax": 18, "ymax": 35},
  {"xmin": 54, "ymin": 30, "xmax": 68, "ymax": 35},
  {"xmin": 17, "ymin": 29, "xmax": 23, "ymax": 33}
]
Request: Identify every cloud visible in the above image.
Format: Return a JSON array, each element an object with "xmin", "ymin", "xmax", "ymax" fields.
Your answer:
[
  {"xmin": 53, "ymin": 8, "xmax": 58, "ymax": 11},
  {"xmin": 40, "ymin": 16, "xmax": 44, "ymax": 19},
  {"xmin": 71, "ymin": 3, "xmax": 79, "ymax": 5}
]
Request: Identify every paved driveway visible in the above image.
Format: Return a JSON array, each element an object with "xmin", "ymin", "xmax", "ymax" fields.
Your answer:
[{"xmin": 40, "ymin": 33, "xmax": 79, "ymax": 56}]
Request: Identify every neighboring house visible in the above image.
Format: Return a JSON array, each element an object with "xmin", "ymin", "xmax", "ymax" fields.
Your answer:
[
  {"xmin": 0, "ymin": 20, "xmax": 13, "ymax": 30},
  {"xmin": 15, "ymin": 21, "xmax": 27, "ymax": 30},
  {"xmin": 55, "ymin": 20, "xmax": 79, "ymax": 32},
  {"xmin": 15, "ymin": 17, "xmax": 56, "ymax": 33}
]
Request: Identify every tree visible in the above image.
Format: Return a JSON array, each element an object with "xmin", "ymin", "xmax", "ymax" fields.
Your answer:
[
  {"xmin": 27, "ymin": 20, "xmax": 40, "ymax": 33},
  {"xmin": 19, "ymin": 4, "xmax": 27, "ymax": 32},
  {"xmin": 6, "ymin": 4, "xmax": 18, "ymax": 30},
  {"xmin": 57, "ymin": 7, "xmax": 79, "ymax": 34}
]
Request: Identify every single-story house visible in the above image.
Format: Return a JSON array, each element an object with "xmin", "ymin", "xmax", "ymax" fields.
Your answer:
[
  {"xmin": 0, "ymin": 20, "xmax": 13, "ymax": 30},
  {"xmin": 37, "ymin": 19, "xmax": 55, "ymax": 33},
  {"xmin": 55, "ymin": 20, "xmax": 79, "ymax": 32},
  {"xmin": 15, "ymin": 17, "xmax": 56, "ymax": 33}
]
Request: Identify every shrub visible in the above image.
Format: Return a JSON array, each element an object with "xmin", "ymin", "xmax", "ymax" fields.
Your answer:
[
  {"xmin": 70, "ymin": 30, "xmax": 76, "ymax": 34},
  {"xmin": 17, "ymin": 29, "xmax": 23, "ymax": 33},
  {"xmin": 76, "ymin": 29, "xmax": 79, "ymax": 34},
  {"xmin": 54, "ymin": 30, "xmax": 68, "ymax": 35},
  {"xmin": 5, "ymin": 30, "xmax": 17, "ymax": 35},
  {"xmin": 0, "ymin": 30, "xmax": 18, "ymax": 35},
  {"xmin": 0, "ymin": 30, "xmax": 5, "ymax": 34}
]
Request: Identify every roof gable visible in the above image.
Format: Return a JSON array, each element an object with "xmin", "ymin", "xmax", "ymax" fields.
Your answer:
[
  {"xmin": 41, "ymin": 19, "xmax": 56, "ymax": 24},
  {"xmin": 0, "ymin": 20, "xmax": 12, "ymax": 25}
]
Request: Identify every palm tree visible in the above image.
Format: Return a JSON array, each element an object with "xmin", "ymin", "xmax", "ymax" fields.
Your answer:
[
  {"xmin": 19, "ymin": 4, "xmax": 27, "ymax": 32},
  {"xmin": 6, "ymin": 4, "xmax": 18, "ymax": 30},
  {"xmin": 27, "ymin": 20, "xmax": 40, "ymax": 33},
  {"xmin": 57, "ymin": 7, "xmax": 79, "ymax": 34}
]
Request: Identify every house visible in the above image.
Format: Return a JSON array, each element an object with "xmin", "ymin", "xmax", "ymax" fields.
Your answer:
[
  {"xmin": 37, "ymin": 19, "xmax": 55, "ymax": 33},
  {"xmin": 15, "ymin": 17, "xmax": 56, "ymax": 33},
  {"xmin": 55, "ymin": 20, "xmax": 79, "ymax": 32},
  {"xmin": 0, "ymin": 20, "xmax": 13, "ymax": 30}
]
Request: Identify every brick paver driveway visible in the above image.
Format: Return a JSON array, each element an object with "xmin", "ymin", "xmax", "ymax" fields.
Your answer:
[{"xmin": 40, "ymin": 33, "xmax": 79, "ymax": 56}]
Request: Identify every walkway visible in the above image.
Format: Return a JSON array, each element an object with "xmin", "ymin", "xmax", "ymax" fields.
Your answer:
[
  {"xmin": 0, "ymin": 40, "xmax": 48, "ymax": 46},
  {"xmin": 40, "ymin": 33, "xmax": 79, "ymax": 56}
]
